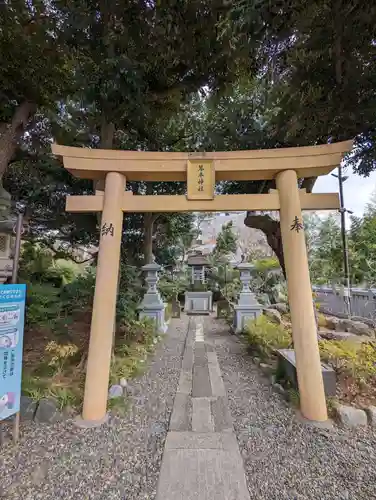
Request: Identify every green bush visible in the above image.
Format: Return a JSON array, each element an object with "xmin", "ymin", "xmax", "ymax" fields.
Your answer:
[
  {"xmin": 319, "ymin": 339, "xmax": 376, "ymax": 381},
  {"xmin": 46, "ymin": 259, "xmax": 83, "ymax": 286},
  {"xmin": 116, "ymin": 263, "xmax": 144, "ymax": 323},
  {"xmin": 26, "ymin": 283, "xmax": 62, "ymax": 328},
  {"xmin": 60, "ymin": 268, "xmax": 96, "ymax": 313},
  {"xmin": 245, "ymin": 315, "xmax": 291, "ymax": 359}
]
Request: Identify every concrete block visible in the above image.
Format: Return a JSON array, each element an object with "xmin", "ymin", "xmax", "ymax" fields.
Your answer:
[{"xmin": 277, "ymin": 349, "xmax": 337, "ymax": 397}]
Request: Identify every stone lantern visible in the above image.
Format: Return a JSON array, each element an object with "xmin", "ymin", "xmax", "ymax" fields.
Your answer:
[
  {"xmin": 138, "ymin": 262, "xmax": 167, "ymax": 333},
  {"xmin": 233, "ymin": 262, "xmax": 261, "ymax": 333}
]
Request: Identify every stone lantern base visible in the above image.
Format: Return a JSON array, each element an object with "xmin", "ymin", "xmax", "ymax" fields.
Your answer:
[
  {"xmin": 184, "ymin": 291, "xmax": 213, "ymax": 315},
  {"xmin": 233, "ymin": 302, "xmax": 261, "ymax": 333}
]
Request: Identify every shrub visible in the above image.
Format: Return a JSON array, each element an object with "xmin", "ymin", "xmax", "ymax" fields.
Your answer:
[
  {"xmin": 319, "ymin": 339, "xmax": 376, "ymax": 381},
  {"xmin": 46, "ymin": 259, "xmax": 82, "ymax": 286},
  {"xmin": 60, "ymin": 268, "xmax": 96, "ymax": 313},
  {"xmin": 245, "ymin": 315, "xmax": 291, "ymax": 359},
  {"xmin": 26, "ymin": 283, "xmax": 62, "ymax": 328},
  {"xmin": 317, "ymin": 313, "xmax": 328, "ymax": 328},
  {"xmin": 116, "ymin": 263, "xmax": 144, "ymax": 323}
]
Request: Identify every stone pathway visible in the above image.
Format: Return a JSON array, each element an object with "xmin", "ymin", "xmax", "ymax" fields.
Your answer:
[
  {"xmin": 1, "ymin": 314, "xmax": 376, "ymax": 499},
  {"xmin": 156, "ymin": 316, "xmax": 250, "ymax": 500}
]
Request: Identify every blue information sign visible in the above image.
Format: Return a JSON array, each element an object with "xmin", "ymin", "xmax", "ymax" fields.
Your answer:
[{"xmin": 0, "ymin": 284, "xmax": 26, "ymax": 421}]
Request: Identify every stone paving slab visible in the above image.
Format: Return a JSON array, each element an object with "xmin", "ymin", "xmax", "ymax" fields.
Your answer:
[
  {"xmin": 178, "ymin": 370, "xmax": 192, "ymax": 394},
  {"xmin": 211, "ymin": 396, "xmax": 233, "ymax": 431},
  {"xmin": 207, "ymin": 351, "xmax": 226, "ymax": 396},
  {"xmin": 156, "ymin": 448, "xmax": 250, "ymax": 500},
  {"xmin": 192, "ymin": 364, "xmax": 212, "ymax": 397},
  {"xmin": 170, "ymin": 393, "xmax": 191, "ymax": 431},
  {"xmin": 165, "ymin": 431, "xmax": 239, "ymax": 450},
  {"xmin": 192, "ymin": 397, "xmax": 214, "ymax": 432}
]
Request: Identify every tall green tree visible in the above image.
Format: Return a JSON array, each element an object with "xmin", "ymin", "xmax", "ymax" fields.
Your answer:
[{"xmin": 0, "ymin": 0, "xmax": 74, "ymax": 177}]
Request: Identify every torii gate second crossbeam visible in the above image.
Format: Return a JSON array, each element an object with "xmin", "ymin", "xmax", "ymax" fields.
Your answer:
[{"xmin": 52, "ymin": 140, "xmax": 353, "ymax": 426}]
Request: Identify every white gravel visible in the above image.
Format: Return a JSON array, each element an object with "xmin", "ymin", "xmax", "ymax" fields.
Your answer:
[
  {"xmin": 209, "ymin": 319, "xmax": 376, "ymax": 500},
  {"xmin": 0, "ymin": 316, "xmax": 189, "ymax": 500}
]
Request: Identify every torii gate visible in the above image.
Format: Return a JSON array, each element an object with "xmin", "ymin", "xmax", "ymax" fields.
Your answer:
[{"xmin": 53, "ymin": 140, "xmax": 353, "ymax": 426}]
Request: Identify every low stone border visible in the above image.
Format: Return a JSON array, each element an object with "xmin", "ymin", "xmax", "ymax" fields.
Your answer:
[{"xmin": 20, "ymin": 396, "xmax": 64, "ymax": 423}]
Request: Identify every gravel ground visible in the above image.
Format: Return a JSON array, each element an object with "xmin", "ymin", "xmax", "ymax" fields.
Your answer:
[
  {"xmin": 0, "ymin": 316, "xmax": 188, "ymax": 500},
  {"xmin": 208, "ymin": 319, "xmax": 376, "ymax": 500}
]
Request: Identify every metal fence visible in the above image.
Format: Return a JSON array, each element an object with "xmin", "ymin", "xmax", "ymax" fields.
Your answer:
[{"xmin": 312, "ymin": 286, "xmax": 376, "ymax": 320}]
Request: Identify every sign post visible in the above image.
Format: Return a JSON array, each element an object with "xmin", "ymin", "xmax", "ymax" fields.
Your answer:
[{"xmin": 0, "ymin": 284, "xmax": 26, "ymax": 438}]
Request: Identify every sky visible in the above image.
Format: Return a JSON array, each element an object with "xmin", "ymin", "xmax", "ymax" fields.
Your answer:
[{"xmin": 314, "ymin": 168, "xmax": 376, "ymax": 219}]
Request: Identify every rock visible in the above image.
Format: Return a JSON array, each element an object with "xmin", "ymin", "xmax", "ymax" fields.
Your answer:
[
  {"xmin": 351, "ymin": 316, "xmax": 376, "ymax": 328},
  {"xmin": 336, "ymin": 319, "xmax": 373, "ymax": 337},
  {"xmin": 334, "ymin": 404, "xmax": 368, "ymax": 428},
  {"xmin": 119, "ymin": 378, "xmax": 128, "ymax": 388},
  {"xmin": 263, "ymin": 308, "xmax": 282, "ymax": 324},
  {"xmin": 365, "ymin": 406, "xmax": 376, "ymax": 426},
  {"xmin": 272, "ymin": 303, "xmax": 289, "ymax": 314},
  {"xmin": 319, "ymin": 330, "xmax": 370, "ymax": 343},
  {"xmin": 20, "ymin": 396, "xmax": 37, "ymax": 421},
  {"xmin": 108, "ymin": 384, "xmax": 124, "ymax": 399},
  {"xmin": 273, "ymin": 383, "xmax": 285, "ymax": 395},
  {"xmin": 259, "ymin": 362, "xmax": 273, "ymax": 374},
  {"xmin": 34, "ymin": 399, "xmax": 62, "ymax": 423},
  {"xmin": 253, "ymin": 356, "xmax": 261, "ymax": 365},
  {"xmin": 31, "ymin": 462, "xmax": 48, "ymax": 485},
  {"xmin": 325, "ymin": 316, "xmax": 340, "ymax": 330},
  {"xmin": 257, "ymin": 293, "xmax": 271, "ymax": 306}
]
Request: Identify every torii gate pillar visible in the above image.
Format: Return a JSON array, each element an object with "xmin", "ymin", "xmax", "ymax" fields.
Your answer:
[
  {"xmin": 276, "ymin": 170, "xmax": 327, "ymax": 421},
  {"xmin": 81, "ymin": 172, "xmax": 125, "ymax": 423}
]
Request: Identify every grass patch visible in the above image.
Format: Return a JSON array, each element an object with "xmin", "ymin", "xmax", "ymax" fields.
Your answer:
[{"xmin": 108, "ymin": 396, "xmax": 129, "ymax": 416}]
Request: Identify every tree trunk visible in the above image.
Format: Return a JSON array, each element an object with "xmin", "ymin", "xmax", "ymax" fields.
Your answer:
[
  {"xmin": 0, "ymin": 101, "xmax": 36, "ymax": 179},
  {"xmin": 95, "ymin": 117, "xmax": 115, "ymax": 193},
  {"xmin": 143, "ymin": 212, "xmax": 154, "ymax": 264},
  {"xmin": 244, "ymin": 213, "xmax": 286, "ymax": 277}
]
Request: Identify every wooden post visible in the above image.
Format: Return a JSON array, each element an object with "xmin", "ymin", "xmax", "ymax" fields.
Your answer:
[
  {"xmin": 276, "ymin": 169, "xmax": 328, "ymax": 422},
  {"xmin": 81, "ymin": 172, "xmax": 125, "ymax": 423}
]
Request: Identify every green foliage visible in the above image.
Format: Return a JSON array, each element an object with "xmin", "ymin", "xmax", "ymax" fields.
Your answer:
[
  {"xmin": 158, "ymin": 272, "xmax": 189, "ymax": 302},
  {"xmin": 319, "ymin": 340, "xmax": 376, "ymax": 382},
  {"xmin": 213, "ymin": 222, "xmax": 237, "ymax": 258},
  {"xmin": 306, "ymin": 194, "xmax": 376, "ymax": 286},
  {"xmin": 60, "ymin": 269, "xmax": 96, "ymax": 313},
  {"xmin": 250, "ymin": 257, "xmax": 285, "ymax": 304},
  {"xmin": 116, "ymin": 263, "xmax": 144, "ymax": 323},
  {"xmin": 304, "ymin": 214, "xmax": 343, "ymax": 284},
  {"xmin": 245, "ymin": 316, "xmax": 291, "ymax": 359},
  {"xmin": 111, "ymin": 318, "xmax": 158, "ymax": 385},
  {"xmin": 107, "ymin": 396, "xmax": 129, "ymax": 416},
  {"xmin": 26, "ymin": 283, "xmax": 62, "ymax": 328}
]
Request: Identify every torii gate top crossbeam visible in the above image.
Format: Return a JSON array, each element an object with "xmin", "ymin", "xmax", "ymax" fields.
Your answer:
[{"xmin": 52, "ymin": 140, "xmax": 353, "ymax": 182}]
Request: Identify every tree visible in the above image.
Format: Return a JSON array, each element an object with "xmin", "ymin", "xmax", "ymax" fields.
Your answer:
[
  {"xmin": 304, "ymin": 213, "xmax": 343, "ymax": 284},
  {"xmin": 0, "ymin": 1, "xmax": 74, "ymax": 178},
  {"xmin": 213, "ymin": 221, "xmax": 237, "ymax": 258}
]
